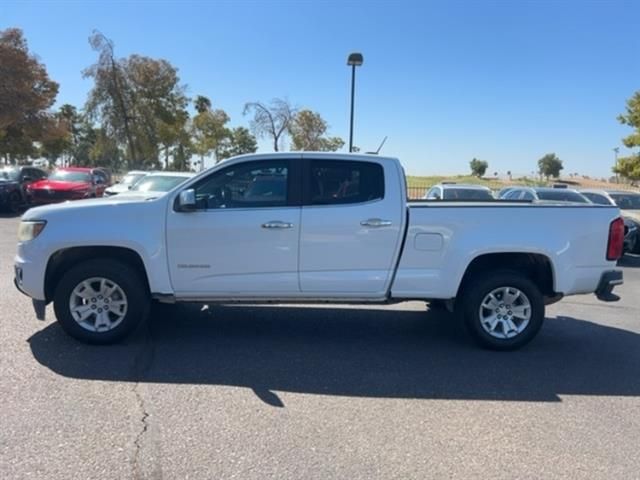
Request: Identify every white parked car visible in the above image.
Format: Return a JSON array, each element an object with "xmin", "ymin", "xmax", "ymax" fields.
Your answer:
[
  {"xmin": 423, "ymin": 183, "xmax": 494, "ymax": 200},
  {"xmin": 103, "ymin": 170, "xmax": 149, "ymax": 196},
  {"xmin": 581, "ymin": 189, "xmax": 640, "ymax": 253},
  {"xmin": 124, "ymin": 171, "xmax": 194, "ymax": 195},
  {"xmin": 502, "ymin": 187, "xmax": 591, "ymax": 203},
  {"xmin": 14, "ymin": 153, "xmax": 624, "ymax": 350}
]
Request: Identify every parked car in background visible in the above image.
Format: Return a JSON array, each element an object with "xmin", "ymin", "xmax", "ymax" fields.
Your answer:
[
  {"xmin": 124, "ymin": 171, "xmax": 194, "ymax": 195},
  {"xmin": 423, "ymin": 183, "xmax": 494, "ymax": 200},
  {"xmin": 104, "ymin": 170, "xmax": 149, "ymax": 196},
  {"xmin": 497, "ymin": 186, "xmax": 518, "ymax": 199},
  {"xmin": 27, "ymin": 167, "xmax": 107, "ymax": 205},
  {"xmin": 94, "ymin": 167, "xmax": 113, "ymax": 187},
  {"xmin": 0, "ymin": 166, "xmax": 48, "ymax": 213},
  {"xmin": 31, "ymin": 159, "xmax": 50, "ymax": 169},
  {"xmin": 581, "ymin": 190, "xmax": 640, "ymax": 253},
  {"xmin": 502, "ymin": 187, "xmax": 591, "ymax": 203}
]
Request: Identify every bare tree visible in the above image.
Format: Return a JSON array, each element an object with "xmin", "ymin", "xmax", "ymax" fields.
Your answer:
[
  {"xmin": 243, "ymin": 98, "xmax": 295, "ymax": 152},
  {"xmin": 84, "ymin": 31, "xmax": 137, "ymax": 163}
]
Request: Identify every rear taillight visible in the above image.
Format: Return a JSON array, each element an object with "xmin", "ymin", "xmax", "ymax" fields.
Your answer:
[{"xmin": 606, "ymin": 217, "xmax": 624, "ymax": 261}]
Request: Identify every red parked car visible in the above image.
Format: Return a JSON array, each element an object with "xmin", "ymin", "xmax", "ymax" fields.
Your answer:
[{"xmin": 27, "ymin": 167, "xmax": 107, "ymax": 205}]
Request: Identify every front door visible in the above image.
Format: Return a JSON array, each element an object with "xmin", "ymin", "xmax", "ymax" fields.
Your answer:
[{"xmin": 166, "ymin": 158, "xmax": 302, "ymax": 296}]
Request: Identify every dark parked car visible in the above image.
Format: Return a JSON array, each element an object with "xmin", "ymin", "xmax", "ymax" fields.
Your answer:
[
  {"xmin": 0, "ymin": 166, "xmax": 48, "ymax": 213},
  {"xmin": 581, "ymin": 189, "xmax": 640, "ymax": 254}
]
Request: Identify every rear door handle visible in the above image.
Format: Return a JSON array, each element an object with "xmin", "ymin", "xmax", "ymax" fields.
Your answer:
[
  {"xmin": 360, "ymin": 218, "xmax": 392, "ymax": 227},
  {"xmin": 262, "ymin": 221, "xmax": 293, "ymax": 229}
]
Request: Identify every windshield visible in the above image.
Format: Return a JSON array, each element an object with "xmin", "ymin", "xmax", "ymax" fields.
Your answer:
[
  {"xmin": 610, "ymin": 193, "xmax": 640, "ymax": 209},
  {"xmin": 443, "ymin": 188, "xmax": 494, "ymax": 200},
  {"xmin": 0, "ymin": 168, "xmax": 19, "ymax": 181},
  {"xmin": 49, "ymin": 170, "xmax": 92, "ymax": 183},
  {"xmin": 121, "ymin": 173, "xmax": 147, "ymax": 186},
  {"xmin": 536, "ymin": 190, "xmax": 589, "ymax": 203},
  {"xmin": 131, "ymin": 175, "xmax": 189, "ymax": 192}
]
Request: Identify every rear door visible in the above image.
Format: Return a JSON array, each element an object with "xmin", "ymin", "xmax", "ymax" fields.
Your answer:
[{"xmin": 298, "ymin": 156, "xmax": 404, "ymax": 296}]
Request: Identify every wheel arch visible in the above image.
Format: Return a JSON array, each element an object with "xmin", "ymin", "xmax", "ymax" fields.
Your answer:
[
  {"xmin": 44, "ymin": 246, "xmax": 151, "ymax": 303},
  {"xmin": 456, "ymin": 252, "xmax": 556, "ymax": 299}
]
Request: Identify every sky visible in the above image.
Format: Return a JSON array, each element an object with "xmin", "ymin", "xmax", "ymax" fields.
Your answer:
[{"xmin": 2, "ymin": 0, "xmax": 639, "ymax": 177}]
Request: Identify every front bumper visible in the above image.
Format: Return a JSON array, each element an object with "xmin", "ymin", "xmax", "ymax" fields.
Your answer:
[
  {"xmin": 14, "ymin": 274, "xmax": 46, "ymax": 320},
  {"xmin": 595, "ymin": 270, "xmax": 623, "ymax": 302}
]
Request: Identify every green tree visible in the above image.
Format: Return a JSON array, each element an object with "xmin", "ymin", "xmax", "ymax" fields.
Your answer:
[
  {"xmin": 84, "ymin": 31, "xmax": 189, "ymax": 170},
  {"xmin": 289, "ymin": 109, "xmax": 345, "ymax": 152},
  {"xmin": 469, "ymin": 158, "xmax": 488, "ymax": 177},
  {"xmin": 84, "ymin": 32, "xmax": 137, "ymax": 166},
  {"xmin": 243, "ymin": 98, "xmax": 295, "ymax": 151},
  {"xmin": 537, "ymin": 153, "xmax": 563, "ymax": 180},
  {"xmin": 194, "ymin": 95, "xmax": 211, "ymax": 114},
  {"xmin": 89, "ymin": 127, "xmax": 122, "ymax": 168},
  {"xmin": 0, "ymin": 28, "xmax": 59, "ymax": 164},
  {"xmin": 613, "ymin": 91, "xmax": 640, "ymax": 181},
  {"xmin": 615, "ymin": 156, "xmax": 640, "ymax": 181},
  {"xmin": 158, "ymin": 108, "xmax": 190, "ymax": 169},
  {"xmin": 39, "ymin": 115, "xmax": 71, "ymax": 163},
  {"xmin": 190, "ymin": 98, "xmax": 230, "ymax": 169},
  {"xmin": 218, "ymin": 127, "xmax": 258, "ymax": 161}
]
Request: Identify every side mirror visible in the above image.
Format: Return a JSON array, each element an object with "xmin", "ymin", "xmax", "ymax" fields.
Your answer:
[{"xmin": 177, "ymin": 189, "xmax": 196, "ymax": 212}]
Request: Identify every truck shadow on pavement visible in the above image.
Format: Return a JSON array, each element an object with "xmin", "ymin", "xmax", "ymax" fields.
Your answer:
[{"xmin": 28, "ymin": 303, "xmax": 640, "ymax": 406}]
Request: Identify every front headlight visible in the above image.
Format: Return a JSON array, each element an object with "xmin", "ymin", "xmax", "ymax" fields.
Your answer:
[{"xmin": 18, "ymin": 221, "xmax": 47, "ymax": 242}]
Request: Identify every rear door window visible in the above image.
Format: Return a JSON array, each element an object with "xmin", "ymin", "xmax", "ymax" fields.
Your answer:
[{"xmin": 307, "ymin": 160, "xmax": 384, "ymax": 205}]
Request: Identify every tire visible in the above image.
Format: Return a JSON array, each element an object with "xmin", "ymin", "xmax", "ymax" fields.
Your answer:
[
  {"xmin": 53, "ymin": 259, "xmax": 150, "ymax": 344},
  {"xmin": 7, "ymin": 191, "xmax": 22, "ymax": 214},
  {"xmin": 460, "ymin": 269, "xmax": 545, "ymax": 350}
]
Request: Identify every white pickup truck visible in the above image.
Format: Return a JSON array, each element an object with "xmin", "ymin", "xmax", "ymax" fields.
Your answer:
[{"xmin": 14, "ymin": 153, "xmax": 625, "ymax": 350}]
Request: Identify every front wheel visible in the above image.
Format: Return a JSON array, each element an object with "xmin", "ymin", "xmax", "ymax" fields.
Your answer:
[
  {"xmin": 53, "ymin": 259, "xmax": 150, "ymax": 344},
  {"xmin": 460, "ymin": 270, "xmax": 545, "ymax": 350}
]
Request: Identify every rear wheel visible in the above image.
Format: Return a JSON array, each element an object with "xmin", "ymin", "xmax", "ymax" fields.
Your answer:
[
  {"xmin": 460, "ymin": 270, "xmax": 545, "ymax": 350},
  {"xmin": 53, "ymin": 259, "xmax": 150, "ymax": 344}
]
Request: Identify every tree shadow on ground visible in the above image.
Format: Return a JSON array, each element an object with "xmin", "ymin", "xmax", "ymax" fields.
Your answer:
[{"xmin": 29, "ymin": 303, "xmax": 640, "ymax": 406}]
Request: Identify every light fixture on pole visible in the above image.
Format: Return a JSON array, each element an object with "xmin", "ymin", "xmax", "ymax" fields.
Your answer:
[{"xmin": 347, "ymin": 52, "xmax": 363, "ymax": 153}]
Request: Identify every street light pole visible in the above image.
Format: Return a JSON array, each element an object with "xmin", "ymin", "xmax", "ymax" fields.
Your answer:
[
  {"xmin": 347, "ymin": 53, "xmax": 363, "ymax": 153},
  {"xmin": 613, "ymin": 147, "xmax": 619, "ymax": 183}
]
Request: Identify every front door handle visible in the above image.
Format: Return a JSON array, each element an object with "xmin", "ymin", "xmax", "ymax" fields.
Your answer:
[
  {"xmin": 262, "ymin": 221, "xmax": 294, "ymax": 229},
  {"xmin": 360, "ymin": 218, "xmax": 392, "ymax": 227}
]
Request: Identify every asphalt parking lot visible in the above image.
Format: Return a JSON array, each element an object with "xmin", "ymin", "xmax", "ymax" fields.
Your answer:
[{"xmin": 1, "ymin": 213, "xmax": 639, "ymax": 480}]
